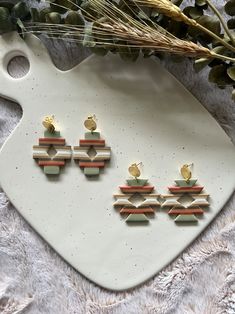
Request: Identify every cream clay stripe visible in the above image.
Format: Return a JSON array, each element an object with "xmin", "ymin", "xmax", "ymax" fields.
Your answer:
[
  {"xmin": 161, "ymin": 194, "xmax": 183, "ymax": 207},
  {"xmin": 54, "ymin": 148, "xmax": 72, "ymax": 160},
  {"xmin": 33, "ymin": 146, "xmax": 49, "ymax": 159},
  {"xmin": 93, "ymin": 149, "xmax": 111, "ymax": 161},
  {"xmin": 113, "ymin": 194, "xmax": 133, "ymax": 207},
  {"xmin": 73, "ymin": 147, "xmax": 90, "ymax": 160},
  {"xmin": 189, "ymin": 194, "xmax": 210, "ymax": 207},
  {"xmin": 139, "ymin": 195, "xmax": 161, "ymax": 207}
]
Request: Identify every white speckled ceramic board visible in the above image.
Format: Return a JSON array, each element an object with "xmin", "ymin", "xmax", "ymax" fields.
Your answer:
[{"xmin": 0, "ymin": 32, "xmax": 235, "ymax": 291}]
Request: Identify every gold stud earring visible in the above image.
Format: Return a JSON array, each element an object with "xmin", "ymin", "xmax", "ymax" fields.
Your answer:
[
  {"xmin": 73, "ymin": 115, "xmax": 111, "ymax": 176},
  {"xmin": 161, "ymin": 164, "xmax": 210, "ymax": 223},
  {"xmin": 113, "ymin": 162, "xmax": 160, "ymax": 223},
  {"xmin": 33, "ymin": 115, "xmax": 72, "ymax": 175}
]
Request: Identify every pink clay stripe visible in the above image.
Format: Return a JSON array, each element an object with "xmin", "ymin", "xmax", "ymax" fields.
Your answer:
[
  {"xmin": 168, "ymin": 208, "xmax": 204, "ymax": 215},
  {"xmin": 168, "ymin": 186, "xmax": 203, "ymax": 193},
  {"xmin": 38, "ymin": 160, "xmax": 65, "ymax": 166},
  {"xmin": 120, "ymin": 186, "xmax": 154, "ymax": 192},
  {"xmin": 79, "ymin": 161, "xmax": 105, "ymax": 168},
  {"xmin": 79, "ymin": 140, "xmax": 105, "ymax": 146},
  {"xmin": 39, "ymin": 138, "xmax": 65, "ymax": 145},
  {"xmin": 120, "ymin": 207, "xmax": 154, "ymax": 214}
]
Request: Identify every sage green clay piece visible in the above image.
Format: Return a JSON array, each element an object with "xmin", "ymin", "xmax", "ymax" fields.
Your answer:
[
  {"xmin": 44, "ymin": 166, "xmax": 60, "ymax": 175},
  {"xmin": 44, "ymin": 130, "xmax": 61, "ymax": 138},
  {"xmin": 84, "ymin": 167, "xmax": 100, "ymax": 176},
  {"xmin": 126, "ymin": 179, "xmax": 148, "ymax": 186},
  {"xmin": 85, "ymin": 132, "xmax": 100, "ymax": 140},
  {"xmin": 126, "ymin": 213, "xmax": 149, "ymax": 222},
  {"xmin": 174, "ymin": 179, "xmax": 197, "ymax": 187},
  {"xmin": 174, "ymin": 214, "xmax": 198, "ymax": 222}
]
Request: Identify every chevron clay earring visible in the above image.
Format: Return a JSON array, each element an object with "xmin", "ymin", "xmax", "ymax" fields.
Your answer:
[
  {"xmin": 73, "ymin": 115, "xmax": 111, "ymax": 176},
  {"xmin": 113, "ymin": 163, "xmax": 160, "ymax": 223},
  {"xmin": 161, "ymin": 164, "xmax": 210, "ymax": 223},
  {"xmin": 32, "ymin": 116, "xmax": 72, "ymax": 175}
]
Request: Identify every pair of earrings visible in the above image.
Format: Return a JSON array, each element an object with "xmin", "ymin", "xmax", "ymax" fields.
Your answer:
[
  {"xmin": 113, "ymin": 163, "xmax": 210, "ymax": 224},
  {"xmin": 32, "ymin": 116, "xmax": 209, "ymax": 224},
  {"xmin": 32, "ymin": 115, "xmax": 111, "ymax": 175}
]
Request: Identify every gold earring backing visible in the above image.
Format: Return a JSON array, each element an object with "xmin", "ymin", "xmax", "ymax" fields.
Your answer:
[
  {"xmin": 42, "ymin": 115, "xmax": 56, "ymax": 133},
  {"xmin": 128, "ymin": 162, "xmax": 142, "ymax": 180},
  {"xmin": 84, "ymin": 115, "xmax": 97, "ymax": 132},
  {"xmin": 180, "ymin": 163, "xmax": 193, "ymax": 183}
]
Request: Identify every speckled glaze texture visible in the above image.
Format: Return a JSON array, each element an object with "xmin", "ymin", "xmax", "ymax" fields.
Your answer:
[{"xmin": 0, "ymin": 32, "xmax": 235, "ymax": 291}]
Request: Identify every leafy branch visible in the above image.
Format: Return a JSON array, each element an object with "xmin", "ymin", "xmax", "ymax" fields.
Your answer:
[{"xmin": 0, "ymin": 0, "xmax": 235, "ymax": 100}]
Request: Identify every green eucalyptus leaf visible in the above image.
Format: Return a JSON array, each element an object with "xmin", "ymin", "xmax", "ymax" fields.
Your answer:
[
  {"xmin": 90, "ymin": 46, "xmax": 108, "ymax": 56},
  {"xmin": 194, "ymin": 57, "xmax": 210, "ymax": 72},
  {"xmin": 227, "ymin": 18, "xmax": 235, "ymax": 29},
  {"xmin": 197, "ymin": 15, "xmax": 221, "ymax": 35},
  {"xmin": 39, "ymin": 8, "xmax": 52, "ymax": 23},
  {"xmin": 172, "ymin": 0, "xmax": 184, "ymax": 6},
  {"xmin": 45, "ymin": 12, "xmax": 61, "ymax": 24},
  {"xmin": 232, "ymin": 89, "xmax": 235, "ymax": 101},
  {"xmin": 81, "ymin": 1, "xmax": 98, "ymax": 20},
  {"xmin": 188, "ymin": 6, "xmax": 203, "ymax": 19},
  {"xmin": 167, "ymin": 19, "xmax": 187, "ymax": 38},
  {"xmin": 150, "ymin": 8, "xmax": 159, "ymax": 18},
  {"xmin": 0, "ymin": 1, "xmax": 15, "ymax": 10},
  {"xmin": 195, "ymin": 0, "xmax": 207, "ymax": 7},
  {"xmin": 0, "ymin": 7, "xmax": 12, "ymax": 32},
  {"xmin": 65, "ymin": 10, "xmax": 84, "ymax": 25},
  {"xmin": 83, "ymin": 23, "xmax": 96, "ymax": 47},
  {"xmin": 212, "ymin": 45, "xmax": 226, "ymax": 54},
  {"xmin": 16, "ymin": 18, "xmax": 26, "ymax": 38},
  {"xmin": 208, "ymin": 59, "xmax": 223, "ymax": 68},
  {"xmin": 223, "ymin": 29, "xmax": 235, "ymax": 44},
  {"xmin": 138, "ymin": 10, "xmax": 149, "ymax": 20},
  {"xmin": 30, "ymin": 8, "xmax": 40, "ymax": 22},
  {"xmin": 225, "ymin": 0, "xmax": 235, "ymax": 16},
  {"xmin": 209, "ymin": 64, "xmax": 234, "ymax": 86},
  {"xmin": 12, "ymin": 2, "xmax": 29, "ymax": 19},
  {"xmin": 50, "ymin": 0, "xmax": 81, "ymax": 14},
  {"xmin": 227, "ymin": 66, "xmax": 235, "ymax": 81}
]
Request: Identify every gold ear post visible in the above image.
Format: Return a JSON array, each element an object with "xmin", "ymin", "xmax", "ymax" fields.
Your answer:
[
  {"xmin": 42, "ymin": 115, "xmax": 55, "ymax": 133},
  {"xmin": 84, "ymin": 115, "xmax": 97, "ymax": 133},
  {"xmin": 180, "ymin": 163, "xmax": 193, "ymax": 183},
  {"xmin": 128, "ymin": 162, "xmax": 142, "ymax": 181}
]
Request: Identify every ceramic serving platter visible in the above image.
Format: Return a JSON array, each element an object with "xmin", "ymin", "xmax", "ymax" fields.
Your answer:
[{"xmin": 0, "ymin": 32, "xmax": 235, "ymax": 291}]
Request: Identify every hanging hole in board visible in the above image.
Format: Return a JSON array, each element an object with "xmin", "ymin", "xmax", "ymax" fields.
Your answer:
[{"xmin": 7, "ymin": 55, "xmax": 30, "ymax": 79}]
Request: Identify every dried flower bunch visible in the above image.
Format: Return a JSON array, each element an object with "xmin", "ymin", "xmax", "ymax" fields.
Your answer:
[{"xmin": 0, "ymin": 0, "xmax": 235, "ymax": 100}]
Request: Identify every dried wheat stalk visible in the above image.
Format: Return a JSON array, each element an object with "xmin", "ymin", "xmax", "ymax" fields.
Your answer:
[
  {"xmin": 25, "ymin": 0, "xmax": 235, "ymax": 62},
  {"xmin": 96, "ymin": 21, "xmax": 212, "ymax": 57},
  {"xmin": 87, "ymin": 0, "xmax": 234, "ymax": 61},
  {"xmin": 135, "ymin": 0, "xmax": 235, "ymax": 53}
]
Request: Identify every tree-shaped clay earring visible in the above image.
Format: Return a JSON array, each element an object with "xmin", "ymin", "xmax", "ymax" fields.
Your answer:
[
  {"xmin": 161, "ymin": 164, "xmax": 210, "ymax": 222},
  {"xmin": 32, "ymin": 115, "xmax": 72, "ymax": 175},
  {"xmin": 73, "ymin": 115, "xmax": 111, "ymax": 176},
  {"xmin": 113, "ymin": 163, "xmax": 160, "ymax": 223}
]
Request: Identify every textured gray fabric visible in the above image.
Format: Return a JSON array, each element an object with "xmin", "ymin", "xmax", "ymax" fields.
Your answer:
[{"xmin": 0, "ymin": 1, "xmax": 235, "ymax": 313}]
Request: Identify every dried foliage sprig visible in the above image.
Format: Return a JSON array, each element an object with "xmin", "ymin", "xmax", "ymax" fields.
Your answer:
[
  {"xmin": 136, "ymin": 0, "xmax": 235, "ymax": 53},
  {"xmin": 0, "ymin": 0, "xmax": 235, "ymax": 100}
]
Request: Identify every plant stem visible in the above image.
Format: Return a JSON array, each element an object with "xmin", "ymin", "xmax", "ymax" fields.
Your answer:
[
  {"xmin": 211, "ymin": 52, "xmax": 235, "ymax": 62},
  {"xmin": 195, "ymin": 23, "xmax": 235, "ymax": 53},
  {"xmin": 205, "ymin": 0, "xmax": 235, "ymax": 46}
]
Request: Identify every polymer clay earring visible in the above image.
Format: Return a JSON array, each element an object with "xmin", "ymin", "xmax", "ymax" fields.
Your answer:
[
  {"xmin": 33, "ymin": 116, "xmax": 72, "ymax": 175},
  {"xmin": 161, "ymin": 164, "xmax": 210, "ymax": 222},
  {"xmin": 113, "ymin": 163, "xmax": 160, "ymax": 223},
  {"xmin": 73, "ymin": 115, "xmax": 111, "ymax": 176}
]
